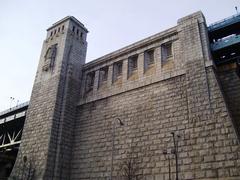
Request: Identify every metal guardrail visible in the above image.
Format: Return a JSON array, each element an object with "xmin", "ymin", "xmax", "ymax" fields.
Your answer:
[
  {"xmin": 208, "ymin": 13, "xmax": 240, "ymax": 31},
  {"xmin": 0, "ymin": 101, "xmax": 29, "ymax": 117},
  {"xmin": 0, "ymin": 111, "xmax": 26, "ymax": 125}
]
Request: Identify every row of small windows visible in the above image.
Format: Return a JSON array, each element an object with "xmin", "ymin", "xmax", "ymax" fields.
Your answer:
[
  {"xmin": 50, "ymin": 25, "xmax": 65, "ymax": 37},
  {"xmin": 49, "ymin": 25, "xmax": 84, "ymax": 38},
  {"xmin": 72, "ymin": 25, "xmax": 83, "ymax": 37},
  {"xmin": 85, "ymin": 42, "xmax": 173, "ymax": 93}
]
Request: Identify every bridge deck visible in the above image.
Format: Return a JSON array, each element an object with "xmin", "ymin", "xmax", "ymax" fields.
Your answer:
[
  {"xmin": 211, "ymin": 34, "xmax": 240, "ymax": 51},
  {"xmin": 208, "ymin": 13, "xmax": 240, "ymax": 32}
]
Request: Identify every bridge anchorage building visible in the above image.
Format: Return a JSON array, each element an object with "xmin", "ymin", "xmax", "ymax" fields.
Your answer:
[{"xmin": 0, "ymin": 11, "xmax": 240, "ymax": 180}]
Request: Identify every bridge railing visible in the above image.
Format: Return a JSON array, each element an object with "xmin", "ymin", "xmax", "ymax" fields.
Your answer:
[
  {"xmin": 0, "ymin": 101, "xmax": 29, "ymax": 117},
  {"xmin": 208, "ymin": 13, "xmax": 240, "ymax": 31}
]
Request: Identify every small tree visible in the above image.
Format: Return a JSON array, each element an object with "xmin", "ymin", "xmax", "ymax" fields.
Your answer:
[{"xmin": 118, "ymin": 144, "xmax": 142, "ymax": 180}]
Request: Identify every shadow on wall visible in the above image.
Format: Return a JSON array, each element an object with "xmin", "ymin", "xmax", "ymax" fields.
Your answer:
[{"xmin": 9, "ymin": 155, "xmax": 36, "ymax": 180}]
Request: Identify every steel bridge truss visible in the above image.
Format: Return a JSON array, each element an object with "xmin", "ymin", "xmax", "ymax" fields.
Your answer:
[{"xmin": 0, "ymin": 128, "xmax": 22, "ymax": 150}]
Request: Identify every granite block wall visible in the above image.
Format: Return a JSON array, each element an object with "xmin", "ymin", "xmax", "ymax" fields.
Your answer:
[
  {"xmin": 70, "ymin": 11, "xmax": 240, "ymax": 180},
  {"xmin": 71, "ymin": 74, "xmax": 187, "ymax": 180},
  {"xmin": 216, "ymin": 64, "xmax": 240, "ymax": 137},
  {"xmin": 70, "ymin": 62, "xmax": 240, "ymax": 180},
  {"xmin": 11, "ymin": 17, "xmax": 88, "ymax": 180},
  {"xmin": 10, "ymin": 11, "xmax": 240, "ymax": 180}
]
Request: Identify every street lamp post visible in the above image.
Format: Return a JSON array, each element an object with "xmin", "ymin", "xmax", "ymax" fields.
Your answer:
[
  {"xmin": 171, "ymin": 132, "xmax": 180, "ymax": 180},
  {"xmin": 163, "ymin": 149, "xmax": 171, "ymax": 180},
  {"xmin": 10, "ymin": 97, "xmax": 15, "ymax": 109},
  {"xmin": 22, "ymin": 156, "xmax": 27, "ymax": 180},
  {"xmin": 110, "ymin": 118, "xmax": 124, "ymax": 180}
]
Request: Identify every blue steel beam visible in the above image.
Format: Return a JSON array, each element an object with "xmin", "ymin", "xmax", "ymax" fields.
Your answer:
[
  {"xmin": 208, "ymin": 14, "xmax": 240, "ymax": 32},
  {"xmin": 211, "ymin": 34, "xmax": 240, "ymax": 51}
]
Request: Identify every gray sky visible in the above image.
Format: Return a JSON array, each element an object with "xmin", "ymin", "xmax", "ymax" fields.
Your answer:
[{"xmin": 0, "ymin": 0, "xmax": 238, "ymax": 111}]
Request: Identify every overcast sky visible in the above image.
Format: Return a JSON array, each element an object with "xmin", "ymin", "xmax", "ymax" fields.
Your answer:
[{"xmin": 0, "ymin": 0, "xmax": 238, "ymax": 111}]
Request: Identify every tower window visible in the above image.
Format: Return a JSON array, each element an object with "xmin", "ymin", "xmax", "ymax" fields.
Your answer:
[
  {"xmin": 161, "ymin": 42, "xmax": 173, "ymax": 62},
  {"xmin": 81, "ymin": 32, "xmax": 83, "ymax": 38},
  {"xmin": 58, "ymin": 27, "xmax": 60, "ymax": 32},
  {"xmin": 62, "ymin": 25, "xmax": 64, "ymax": 31},
  {"xmin": 72, "ymin": 26, "xmax": 75, "ymax": 32},
  {"xmin": 50, "ymin": 31, "xmax": 53, "ymax": 36},
  {"xmin": 54, "ymin": 29, "xmax": 56, "ymax": 35},
  {"xmin": 77, "ymin": 29, "xmax": 79, "ymax": 35}
]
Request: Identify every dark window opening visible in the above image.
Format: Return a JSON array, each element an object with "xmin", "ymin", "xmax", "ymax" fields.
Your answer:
[
  {"xmin": 58, "ymin": 27, "xmax": 60, "ymax": 32},
  {"xmin": 128, "ymin": 55, "xmax": 138, "ymax": 76},
  {"xmin": 99, "ymin": 67, "xmax": 108, "ymax": 85},
  {"xmin": 113, "ymin": 61, "xmax": 123, "ymax": 82},
  {"xmin": 129, "ymin": 56, "xmax": 138, "ymax": 70},
  {"xmin": 161, "ymin": 42, "xmax": 173, "ymax": 62},
  {"xmin": 72, "ymin": 26, "xmax": 75, "ymax": 32},
  {"xmin": 85, "ymin": 72, "xmax": 95, "ymax": 93},
  {"xmin": 115, "ymin": 62, "xmax": 122, "ymax": 76},
  {"xmin": 144, "ymin": 49, "xmax": 154, "ymax": 65},
  {"xmin": 77, "ymin": 29, "xmax": 79, "ymax": 35},
  {"xmin": 62, "ymin": 25, "xmax": 64, "ymax": 31}
]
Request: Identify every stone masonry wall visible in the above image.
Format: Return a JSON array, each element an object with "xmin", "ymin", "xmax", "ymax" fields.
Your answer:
[
  {"xmin": 70, "ymin": 12, "xmax": 240, "ymax": 180},
  {"xmin": 80, "ymin": 27, "xmax": 181, "ymax": 105},
  {"xmin": 216, "ymin": 64, "xmax": 240, "ymax": 137},
  {"xmin": 11, "ymin": 17, "xmax": 88, "ymax": 180},
  {"xmin": 206, "ymin": 66, "xmax": 240, "ymax": 178},
  {"xmin": 70, "ymin": 63, "xmax": 240, "ymax": 180},
  {"xmin": 71, "ymin": 74, "xmax": 188, "ymax": 180},
  {"xmin": 11, "ymin": 76, "xmax": 60, "ymax": 179},
  {"xmin": 10, "ymin": 12, "xmax": 240, "ymax": 180}
]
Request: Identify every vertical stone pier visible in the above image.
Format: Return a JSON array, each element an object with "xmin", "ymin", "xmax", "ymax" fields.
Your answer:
[{"xmin": 11, "ymin": 16, "xmax": 88, "ymax": 180}]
